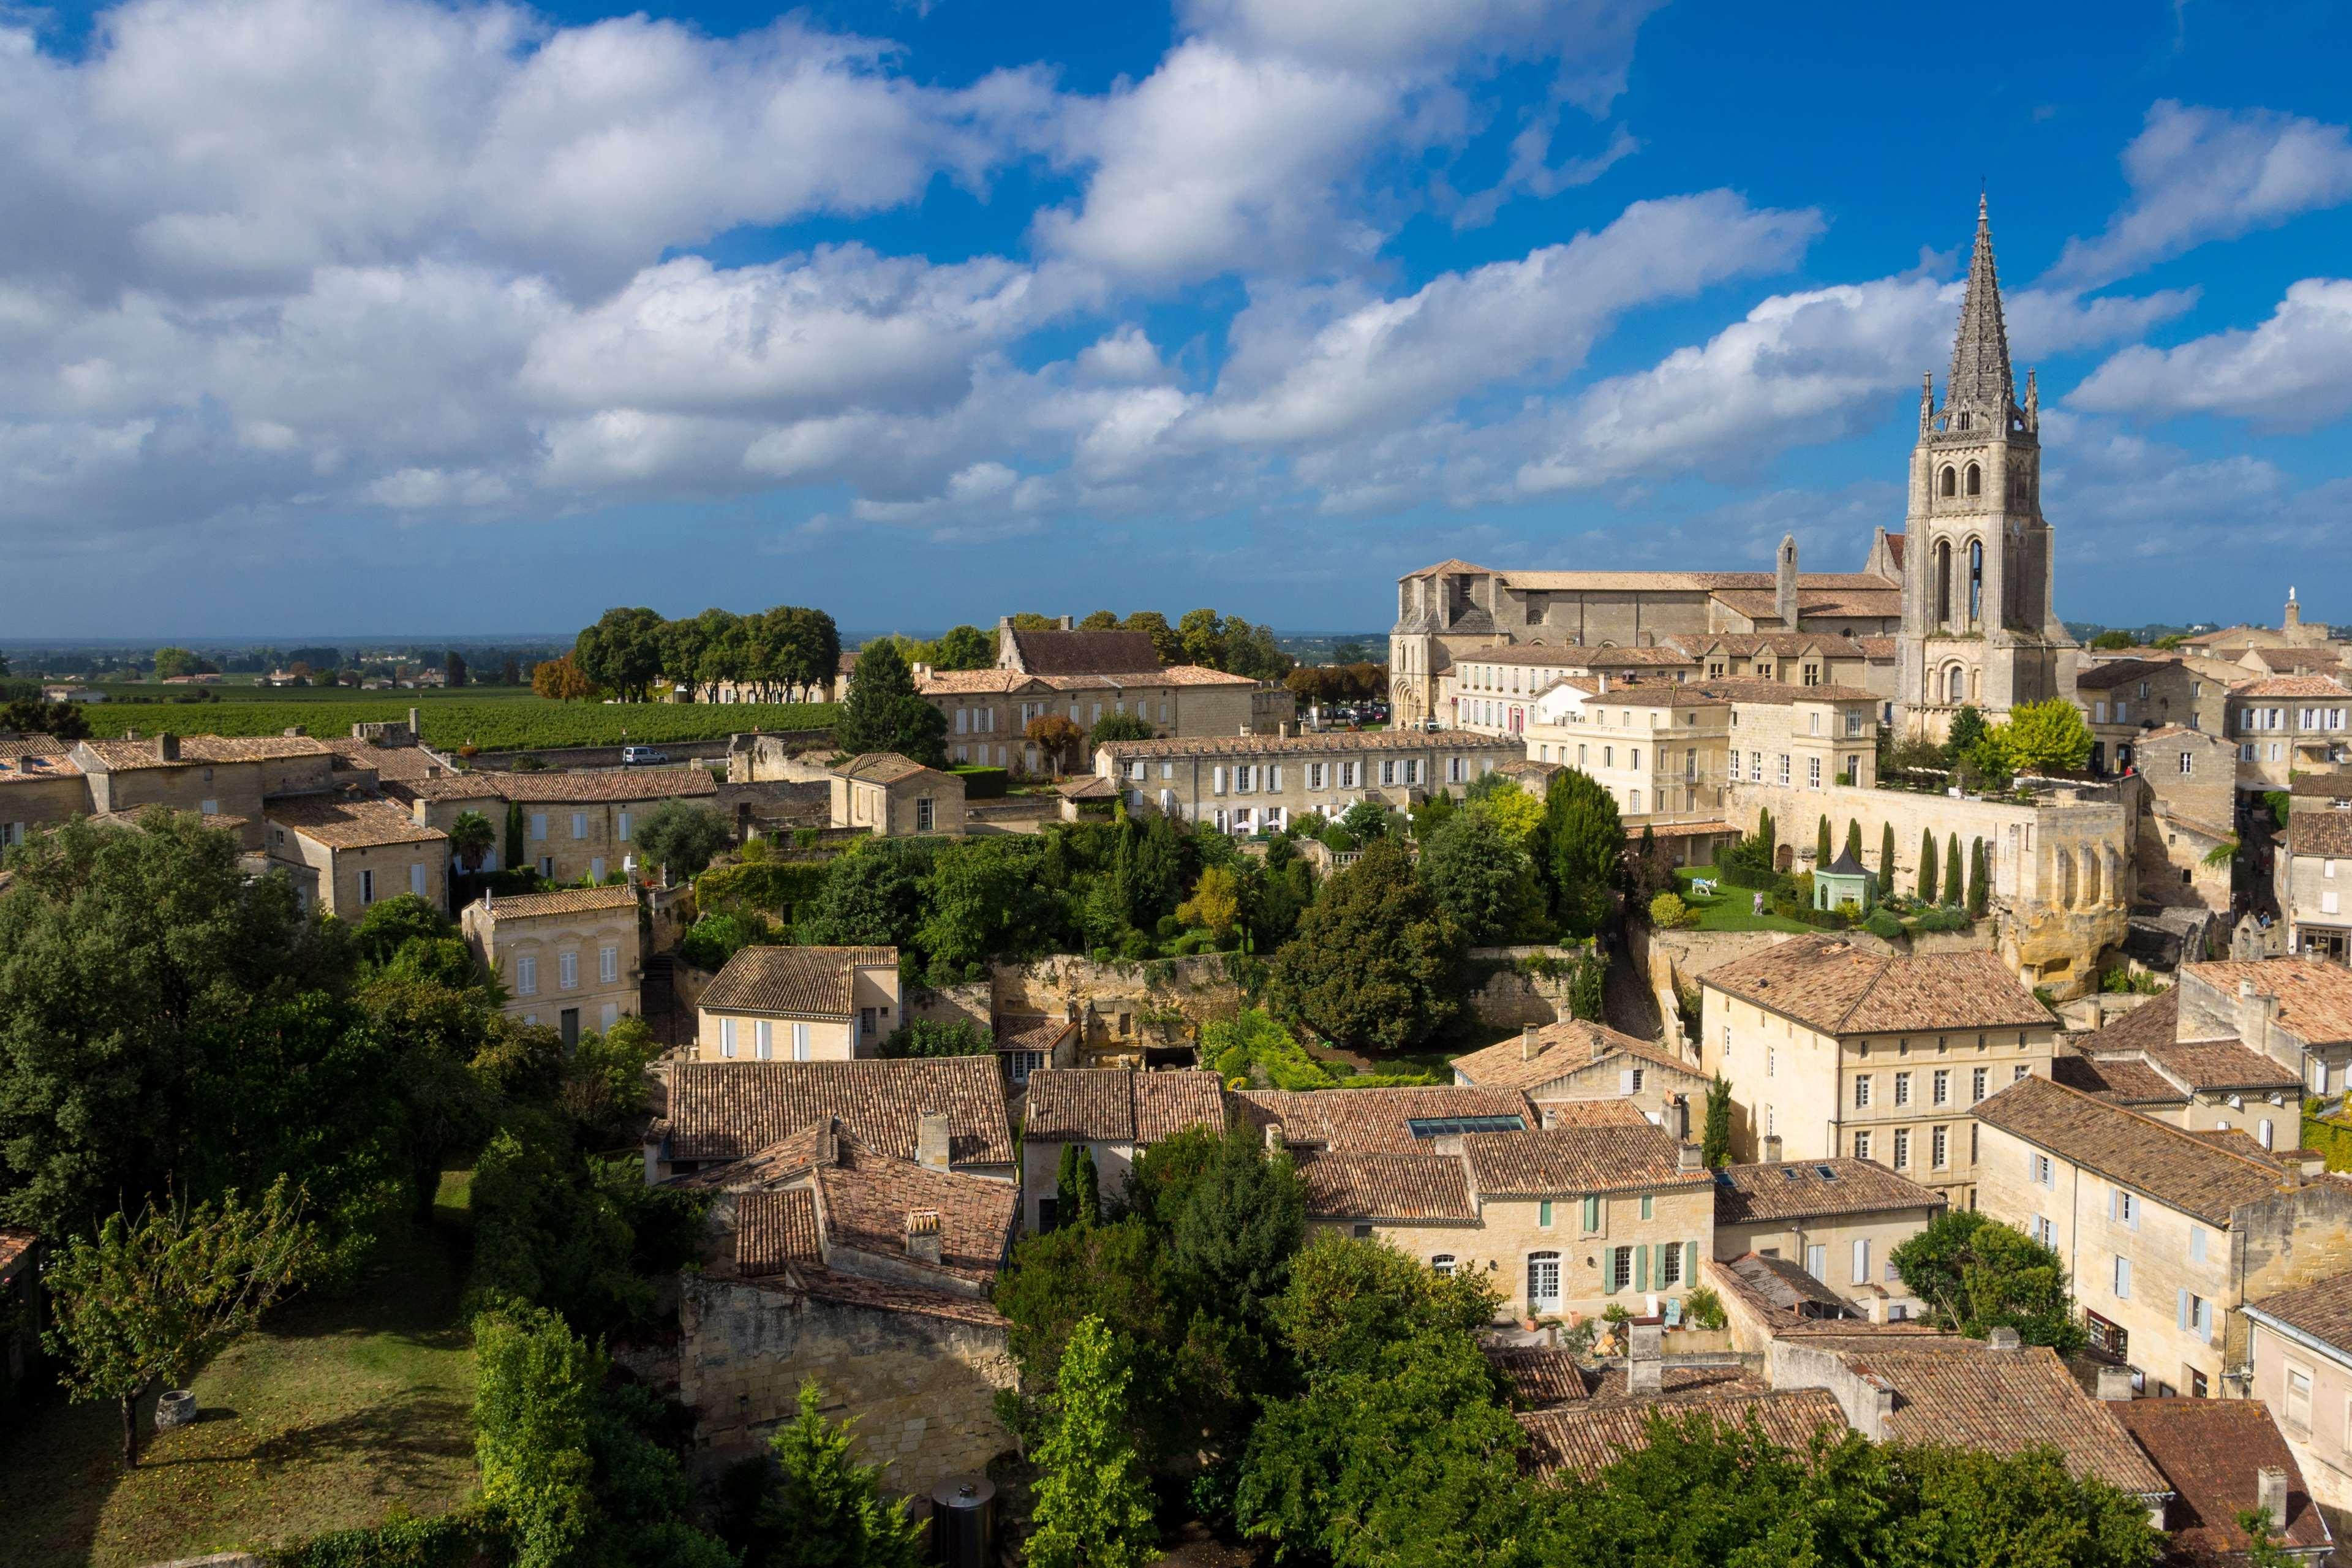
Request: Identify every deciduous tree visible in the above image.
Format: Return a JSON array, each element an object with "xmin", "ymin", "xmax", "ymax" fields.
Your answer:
[
  {"xmin": 1271, "ymin": 840, "xmax": 1464, "ymax": 1052},
  {"xmin": 1029, "ymin": 1317, "xmax": 1161, "ymax": 1568},
  {"xmin": 1889, "ymin": 1210, "xmax": 2084, "ymax": 1353},
  {"xmin": 1420, "ymin": 811, "xmax": 1536, "ymax": 946},
  {"xmin": 635, "ymin": 800, "xmax": 733, "ymax": 880}
]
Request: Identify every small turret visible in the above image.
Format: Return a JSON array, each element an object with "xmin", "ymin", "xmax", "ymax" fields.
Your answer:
[
  {"xmin": 2024, "ymin": 368, "xmax": 2038, "ymax": 432},
  {"xmin": 1919, "ymin": 373, "xmax": 1934, "ymax": 434},
  {"xmin": 1776, "ymin": 534, "xmax": 1799, "ymax": 631}
]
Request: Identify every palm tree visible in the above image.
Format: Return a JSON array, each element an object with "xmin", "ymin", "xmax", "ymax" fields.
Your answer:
[{"xmin": 447, "ymin": 809, "xmax": 497, "ymax": 872}]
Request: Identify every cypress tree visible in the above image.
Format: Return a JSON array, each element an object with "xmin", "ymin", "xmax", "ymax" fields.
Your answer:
[
  {"xmin": 1843, "ymin": 819, "xmax": 1863, "ymax": 864},
  {"xmin": 1967, "ymin": 838, "xmax": 1989, "ymax": 917},
  {"xmin": 505, "ymin": 801, "xmax": 527, "ymax": 873},
  {"xmin": 1880, "ymin": 822, "xmax": 1898, "ymax": 887},
  {"xmin": 1055, "ymin": 1144, "xmax": 1099, "ymax": 1228},
  {"xmin": 1758, "ymin": 809, "xmax": 1776, "ymax": 860},
  {"xmin": 1918, "ymin": 827, "xmax": 1939, "ymax": 903},
  {"xmin": 1815, "ymin": 814, "xmax": 1831, "ymax": 867},
  {"xmin": 1945, "ymin": 833, "xmax": 1963, "ymax": 906}
]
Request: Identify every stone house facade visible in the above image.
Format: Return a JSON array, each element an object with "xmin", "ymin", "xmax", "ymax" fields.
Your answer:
[
  {"xmin": 2131, "ymin": 726, "xmax": 2237, "ymax": 916},
  {"xmin": 694, "ymin": 945, "xmax": 904, "ymax": 1063},
  {"xmin": 2277, "ymin": 781, "xmax": 2352, "ymax": 965},
  {"xmin": 402, "ymin": 766, "xmax": 717, "ymax": 883},
  {"xmin": 1708, "ymin": 1158, "xmax": 1946, "ymax": 1322},
  {"xmin": 2243, "ymin": 1273, "xmax": 2352, "ymax": 1515},
  {"xmin": 1094, "ymin": 729, "xmax": 1525, "ymax": 834},
  {"xmin": 1450, "ymin": 1021, "xmax": 1711, "ymax": 1129},
  {"xmin": 1976, "ymin": 1073, "xmax": 2352, "ymax": 1400},
  {"xmin": 0, "ymin": 735, "xmax": 90, "ymax": 848},
  {"xmin": 2175, "ymin": 959, "xmax": 2352, "ymax": 1098},
  {"xmin": 2073, "ymin": 657, "xmax": 2225, "ymax": 777},
  {"xmin": 72, "ymin": 733, "xmax": 343, "ymax": 849},
  {"xmin": 263, "ymin": 794, "xmax": 450, "ymax": 920},
  {"xmin": 2054, "ymin": 991, "xmax": 2305, "ymax": 1149},
  {"xmin": 828, "ymin": 753, "xmax": 965, "ymax": 837},
  {"xmin": 1700, "ymin": 936, "xmax": 2057, "ymax": 1210},
  {"xmin": 2228, "ymin": 674, "xmax": 2352, "ymax": 792},
  {"xmin": 1017, "ymin": 1069, "xmax": 1227, "ymax": 1233},
  {"xmin": 461, "ymin": 884, "xmax": 641, "ymax": 1039}
]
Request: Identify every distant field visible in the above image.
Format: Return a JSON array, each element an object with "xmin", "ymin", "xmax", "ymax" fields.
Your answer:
[
  {"xmin": 80, "ymin": 698, "xmax": 837, "ymax": 750},
  {"xmin": 61, "ymin": 682, "xmax": 545, "ymax": 704}
]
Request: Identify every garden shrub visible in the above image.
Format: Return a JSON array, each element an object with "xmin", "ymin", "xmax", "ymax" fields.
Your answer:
[
  {"xmin": 263, "ymin": 1510, "xmax": 492, "ymax": 1568},
  {"xmin": 679, "ymin": 912, "xmax": 763, "ymax": 972},
  {"xmin": 952, "ymin": 764, "xmax": 1009, "ymax": 800}
]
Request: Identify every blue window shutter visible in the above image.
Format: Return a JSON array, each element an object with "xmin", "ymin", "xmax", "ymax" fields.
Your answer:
[
  {"xmin": 2177, "ymin": 1289, "xmax": 2189, "ymax": 1331},
  {"xmin": 1635, "ymin": 1245, "xmax": 1649, "ymax": 1292}
]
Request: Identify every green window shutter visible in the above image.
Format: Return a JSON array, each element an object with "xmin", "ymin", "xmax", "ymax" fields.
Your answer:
[
  {"xmin": 1684, "ymin": 1240, "xmax": 1698, "ymax": 1286},
  {"xmin": 1539, "ymin": 1199, "xmax": 1553, "ymax": 1227},
  {"xmin": 1635, "ymin": 1245, "xmax": 1649, "ymax": 1292},
  {"xmin": 1605, "ymin": 1251, "xmax": 1620, "ymax": 1295},
  {"xmin": 1640, "ymin": 1194, "xmax": 1654, "ymax": 1220},
  {"xmin": 1583, "ymin": 1196, "xmax": 1600, "ymax": 1231}
]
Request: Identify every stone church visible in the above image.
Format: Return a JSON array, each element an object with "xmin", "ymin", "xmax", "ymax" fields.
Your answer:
[{"xmin": 1390, "ymin": 198, "xmax": 2073, "ymax": 740}]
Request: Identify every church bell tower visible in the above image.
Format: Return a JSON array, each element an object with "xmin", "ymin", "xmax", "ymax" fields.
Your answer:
[{"xmin": 1896, "ymin": 197, "xmax": 2072, "ymax": 734}]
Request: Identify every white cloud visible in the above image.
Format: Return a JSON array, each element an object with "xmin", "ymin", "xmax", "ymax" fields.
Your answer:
[
  {"xmin": 2047, "ymin": 101, "xmax": 2352, "ymax": 287},
  {"xmin": 2068, "ymin": 277, "xmax": 2352, "ymax": 430}
]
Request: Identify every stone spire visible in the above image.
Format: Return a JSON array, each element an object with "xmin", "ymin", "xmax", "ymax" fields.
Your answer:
[{"xmin": 1944, "ymin": 193, "xmax": 2015, "ymax": 423}]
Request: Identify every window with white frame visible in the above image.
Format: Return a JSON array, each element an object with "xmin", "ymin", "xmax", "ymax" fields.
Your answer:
[
  {"xmin": 558, "ymin": 951, "xmax": 578, "ymax": 990},
  {"xmin": 516, "ymin": 955, "xmax": 538, "ymax": 996},
  {"xmin": 1892, "ymin": 1128, "xmax": 1909, "ymax": 1169},
  {"xmin": 793, "ymin": 1022, "xmax": 811, "ymax": 1061},
  {"xmin": 755, "ymin": 1019, "xmax": 774, "ymax": 1060},
  {"xmin": 1930, "ymin": 1125, "xmax": 1948, "ymax": 1168},
  {"xmin": 1853, "ymin": 1130, "xmax": 1872, "ymax": 1160},
  {"xmin": 1527, "ymin": 1252, "xmax": 1561, "ymax": 1308},
  {"xmin": 600, "ymin": 945, "xmax": 619, "ymax": 984},
  {"xmin": 719, "ymin": 1017, "xmax": 737, "ymax": 1057}
]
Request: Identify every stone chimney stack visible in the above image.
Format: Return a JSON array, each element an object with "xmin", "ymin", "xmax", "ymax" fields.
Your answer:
[
  {"xmin": 905, "ymin": 1209, "xmax": 943, "ymax": 1265},
  {"xmin": 916, "ymin": 1111, "xmax": 952, "ymax": 1172},
  {"xmin": 1776, "ymin": 534, "xmax": 1799, "ymax": 630},
  {"xmin": 1676, "ymin": 1141, "xmax": 1703, "ymax": 1174},
  {"xmin": 1626, "ymin": 1323, "xmax": 1664, "ymax": 1395},
  {"xmin": 156, "ymin": 731, "xmax": 179, "ymax": 761},
  {"xmin": 2258, "ymin": 1466, "xmax": 2290, "ymax": 1532},
  {"xmin": 1591, "ymin": 1031, "xmax": 1608, "ymax": 1062},
  {"xmin": 1763, "ymin": 1134, "xmax": 1784, "ymax": 1164},
  {"xmin": 2237, "ymin": 979, "xmax": 2282, "ymax": 1061},
  {"xmin": 1521, "ymin": 1024, "xmax": 1541, "ymax": 1063},
  {"xmin": 2095, "ymin": 1366, "xmax": 2135, "ymax": 1402},
  {"xmin": 1264, "ymin": 1121, "xmax": 1286, "ymax": 1154},
  {"xmin": 1987, "ymin": 1326, "xmax": 2022, "ymax": 1351},
  {"xmin": 408, "ymin": 706, "xmax": 421, "ymax": 738},
  {"xmin": 1057, "ymin": 614, "xmax": 1074, "ymax": 631}
]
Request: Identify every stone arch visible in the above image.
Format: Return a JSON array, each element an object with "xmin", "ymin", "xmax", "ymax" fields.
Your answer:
[
  {"xmin": 2080, "ymin": 845, "xmax": 2101, "ymax": 907},
  {"xmin": 1966, "ymin": 462, "xmax": 1982, "ymax": 497},
  {"xmin": 1940, "ymin": 466, "xmax": 1958, "ymax": 499},
  {"xmin": 1934, "ymin": 540, "xmax": 1954, "ymax": 625},
  {"xmin": 1967, "ymin": 537, "xmax": 1985, "ymax": 625}
]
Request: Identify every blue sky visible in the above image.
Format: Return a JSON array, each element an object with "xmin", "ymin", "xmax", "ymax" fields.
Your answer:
[{"xmin": 4, "ymin": 0, "xmax": 2350, "ymax": 639}]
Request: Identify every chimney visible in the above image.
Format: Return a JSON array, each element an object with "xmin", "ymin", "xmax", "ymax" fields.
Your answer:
[
  {"xmin": 1057, "ymin": 614, "xmax": 1074, "ymax": 631},
  {"xmin": 916, "ymin": 1111, "xmax": 952, "ymax": 1172},
  {"xmin": 156, "ymin": 732, "xmax": 178, "ymax": 761},
  {"xmin": 484, "ymin": 888, "xmax": 493, "ymax": 911},
  {"xmin": 1521, "ymin": 1024, "xmax": 1541, "ymax": 1063},
  {"xmin": 2258, "ymin": 1466, "xmax": 2291, "ymax": 1532},
  {"xmin": 1666, "ymin": 1093, "xmax": 1691, "ymax": 1141},
  {"xmin": 2095, "ymin": 1366, "xmax": 2136, "ymax": 1402},
  {"xmin": 1591, "ymin": 1031, "xmax": 1608, "ymax": 1062},
  {"xmin": 1677, "ymin": 1141, "xmax": 1703, "ymax": 1174},
  {"xmin": 123, "ymin": 727, "xmax": 141, "ymax": 741},
  {"xmin": 1596, "ymin": 671, "xmax": 1609, "ymax": 693},
  {"xmin": 1986, "ymin": 1326, "xmax": 2022, "ymax": 1352},
  {"xmin": 1626, "ymin": 1323, "xmax": 1664, "ymax": 1395},
  {"xmin": 905, "ymin": 1209, "xmax": 942, "ymax": 1265},
  {"xmin": 407, "ymin": 706, "xmax": 421, "ymax": 737},
  {"xmin": 1866, "ymin": 1381, "xmax": 1896, "ymax": 1441},
  {"xmin": 1264, "ymin": 1121, "xmax": 1286, "ymax": 1154},
  {"xmin": 1776, "ymin": 534, "xmax": 1799, "ymax": 631},
  {"xmin": 816, "ymin": 1120, "xmax": 840, "ymax": 1166},
  {"xmin": 1763, "ymin": 1134, "xmax": 1784, "ymax": 1163},
  {"xmin": 1239, "ymin": 724, "xmax": 1251, "ymax": 736},
  {"xmin": 2237, "ymin": 982, "xmax": 2280, "ymax": 1060}
]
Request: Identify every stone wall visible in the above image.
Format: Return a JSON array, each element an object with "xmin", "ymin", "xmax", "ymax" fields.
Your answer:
[
  {"xmin": 679, "ymin": 1276, "xmax": 1016, "ymax": 1494},
  {"xmin": 1461, "ymin": 947, "xmax": 1594, "ymax": 1030},
  {"xmin": 1631, "ymin": 927, "xmax": 1800, "ymax": 1053}
]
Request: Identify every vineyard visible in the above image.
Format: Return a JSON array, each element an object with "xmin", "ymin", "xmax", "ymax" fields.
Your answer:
[{"xmin": 80, "ymin": 698, "xmax": 838, "ymax": 750}]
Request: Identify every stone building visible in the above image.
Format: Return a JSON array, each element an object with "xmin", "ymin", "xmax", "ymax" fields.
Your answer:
[
  {"xmin": 2278, "ymin": 777, "xmax": 2352, "ymax": 964},
  {"xmin": 461, "ymin": 884, "xmax": 642, "ymax": 1040},
  {"xmin": 2175, "ymin": 958, "xmax": 2352, "ymax": 1098},
  {"xmin": 400, "ymin": 765, "xmax": 717, "ymax": 883},
  {"xmin": 1708, "ymin": 1158, "xmax": 1945, "ymax": 1322},
  {"xmin": 668, "ymin": 1118, "xmax": 1020, "ymax": 1493},
  {"xmin": 70, "ymin": 732, "xmax": 342, "ymax": 848},
  {"xmin": 2182, "ymin": 589, "xmax": 2337, "ymax": 660},
  {"xmin": 0, "ymin": 734, "xmax": 89, "ymax": 848},
  {"xmin": 2131, "ymin": 725, "xmax": 2238, "ymax": 919},
  {"xmin": 693, "ymin": 945, "xmax": 904, "ymax": 1063},
  {"xmin": 647, "ymin": 1058, "xmax": 1017, "ymax": 1185},
  {"xmin": 1017, "ymin": 1068, "xmax": 1227, "ymax": 1233},
  {"xmin": 2052, "ymin": 991, "xmax": 2305, "ymax": 1148},
  {"xmin": 1391, "ymin": 199, "xmax": 2070, "ymax": 740},
  {"xmin": 2243, "ymin": 1272, "xmax": 2352, "ymax": 1515},
  {"xmin": 827, "ymin": 753, "xmax": 964, "ymax": 837},
  {"xmin": 2111, "ymin": 1396, "xmax": 2336, "ymax": 1566},
  {"xmin": 2074, "ymin": 657, "xmax": 2226, "ymax": 777},
  {"xmin": 1093, "ymin": 728, "xmax": 1524, "ymax": 834},
  {"xmin": 2227, "ymin": 674, "xmax": 2352, "ymax": 793},
  {"xmin": 1699, "ymin": 935, "xmax": 2057, "ymax": 1209},
  {"xmin": 1975, "ymin": 1074, "xmax": 2352, "ymax": 1399},
  {"xmin": 263, "ymin": 793, "xmax": 450, "ymax": 919},
  {"xmin": 1450, "ymin": 1020, "xmax": 1711, "ymax": 1129}
]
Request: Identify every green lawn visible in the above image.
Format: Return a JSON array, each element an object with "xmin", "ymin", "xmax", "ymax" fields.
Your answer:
[
  {"xmin": 1669, "ymin": 867, "xmax": 1812, "ymax": 933},
  {"xmin": 0, "ymin": 1173, "xmax": 480, "ymax": 1568}
]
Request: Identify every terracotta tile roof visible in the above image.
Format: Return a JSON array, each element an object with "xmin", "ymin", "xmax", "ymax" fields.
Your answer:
[
  {"xmin": 808, "ymin": 1131, "xmax": 1018, "ymax": 1286},
  {"xmin": 0, "ymin": 735, "xmax": 81, "ymax": 779},
  {"xmin": 699, "ymin": 945, "xmax": 897, "ymax": 1019},
  {"xmin": 1708, "ymin": 586, "xmax": 1905, "ymax": 621},
  {"xmin": 1518, "ymin": 1389, "xmax": 1849, "ymax": 1481},
  {"xmin": 1702, "ymin": 936, "xmax": 2051, "ymax": 1036},
  {"xmin": 1021, "ymin": 1069, "xmax": 1228, "ymax": 1145},
  {"xmin": 1099, "ymin": 730, "xmax": 1523, "ymax": 761},
  {"xmin": 1294, "ymin": 1150, "xmax": 1477, "ymax": 1221},
  {"xmin": 90, "ymin": 805, "xmax": 253, "ymax": 837},
  {"xmin": 1538, "ymin": 1100, "xmax": 1659, "ymax": 1128},
  {"xmin": 399, "ymin": 774, "xmax": 507, "ymax": 802},
  {"xmin": 918, "ymin": 670, "xmax": 1039, "ymax": 695},
  {"xmin": 1004, "ymin": 628, "xmax": 1163, "ymax": 677},
  {"xmin": 1713, "ymin": 1252, "xmax": 1860, "ymax": 1320},
  {"xmin": 79, "ymin": 734, "xmax": 334, "ymax": 770},
  {"xmin": 0, "ymin": 1227, "xmax": 36, "ymax": 1280},
  {"xmin": 663, "ymin": 1058, "xmax": 1014, "ymax": 1169},
  {"xmin": 1684, "ymin": 677, "xmax": 1885, "ymax": 707},
  {"xmin": 2291, "ymin": 774, "xmax": 2352, "ymax": 798},
  {"xmin": 993, "ymin": 1014, "xmax": 1076, "ymax": 1054},
  {"xmin": 480, "ymin": 767, "xmax": 717, "ymax": 803},
  {"xmin": 1401, "ymin": 557, "xmax": 1495, "ymax": 578},
  {"xmin": 1676, "ymin": 633, "xmax": 1871, "ymax": 660},
  {"xmin": 1057, "ymin": 774, "xmax": 1118, "ymax": 799},
  {"xmin": 1572, "ymin": 646, "xmax": 1700, "ymax": 668},
  {"xmin": 2229, "ymin": 674, "xmax": 2352, "ymax": 698},
  {"xmin": 2051, "ymin": 1055, "xmax": 2188, "ymax": 1108},
  {"xmin": 1488, "ymin": 1346, "xmax": 1591, "ymax": 1408},
  {"xmin": 1452, "ymin": 1020, "xmax": 1701, "ymax": 1095},
  {"xmin": 321, "ymin": 737, "xmax": 447, "ymax": 783},
  {"xmin": 266, "ymin": 794, "xmax": 448, "ymax": 849},
  {"xmin": 1854, "ymin": 637, "xmax": 1899, "ymax": 659},
  {"xmin": 794, "ymin": 1266, "xmax": 1010, "ymax": 1326},
  {"xmin": 2245, "ymin": 1270, "xmax": 2352, "ymax": 1353},
  {"xmin": 1555, "ymin": 682, "xmax": 1727, "ymax": 710},
  {"xmin": 2184, "ymin": 961, "xmax": 2352, "ymax": 1046},
  {"xmin": 1234, "ymin": 1086, "xmax": 1535, "ymax": 1154},
  {"xmin": 478, "ymin": 885, "xmax": 639, "ymax": 919},
  {"xmin": 1157, "ymin": 664, "xmax": 1261, "ymax": 687},
  {"xmin": 2116, "ymin": 1398, "xmax": 2332, "ymax": 1561},
  {"xmin": 2079, "ymin": 992, "xmax": 2183, "ymax": 1055},
  {"xmin": 1585, "ymin": 1362, "xmax": 1774, "ymax": 1407},
  {"xmin": 1973, "ymin": 1076, "xmax": 2292, "ymax": 1226},
  {"xmin": 1460, "ymin": 644, "xmax": 1623, "ymax": 668},
  {"xmin": 2142, "ymin": 1038, "xmax": 2302, "ymax": 1093},
  {"xmin": 2250, "ymin": 647, "xmax": 2345, "ymax": 672},
  {"xmin": 831, "ymin": 752, "xmax": 949, "ymax": 785},
  {"xmin": 736, "ymin": 1188, "xmax": 824, "ymax": 1276},
  {"xmin": 2288, "ymin": 811, "xmax": 2352, "ymax": 858},
  {"xmin": 1841, "ymin": 1341, "xmax": 2169, "ymax": 1494},
  {"xmin": 1712, "ymin": 1159, "xmax": 1947, "ymax": 1226},
  {"xmin": 1461, "ymin": 1126, "xmax": 1708, "ymax": 1197},
  {"xmin": 2075, "ymin": 658, "xmax": 2172, "ymax": 692}
]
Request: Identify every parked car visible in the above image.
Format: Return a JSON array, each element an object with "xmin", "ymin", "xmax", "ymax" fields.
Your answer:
[{"xmin": 621, "ymin": 745, "xmax": 670, "ymax": 765}]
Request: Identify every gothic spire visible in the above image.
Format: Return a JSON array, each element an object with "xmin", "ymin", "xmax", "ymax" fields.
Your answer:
[{"xmin": 1944, "ymin": 193, "xmax": 2015, "ymax": 422}]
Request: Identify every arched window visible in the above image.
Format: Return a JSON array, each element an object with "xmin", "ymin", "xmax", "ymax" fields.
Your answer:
[
  {"xmin": 1966, "ymin": 462, "xmax": 1981, "ymax": 497},
  {"xmin": 1934, "ymin": 541, "xmax": 1953, "ymax": 625},
  {"xmin": 1946, "ymin": 666, "xmax": 1965, "ymax": 704},
  {"xmin": 1940, "ymin": 466, "xmax": 1957, "ymax": 498},
  {"xmin": 1967, "ymin": 539, "xmax": 1984, "ymax": 625},
  {"xmin": 1431, "ymin": 1255, "xmax": 1458, "ymax": 1277},
  {"xmin": 1958, "ymin": 412, "xmax": 1972, "ymax": 431}
]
